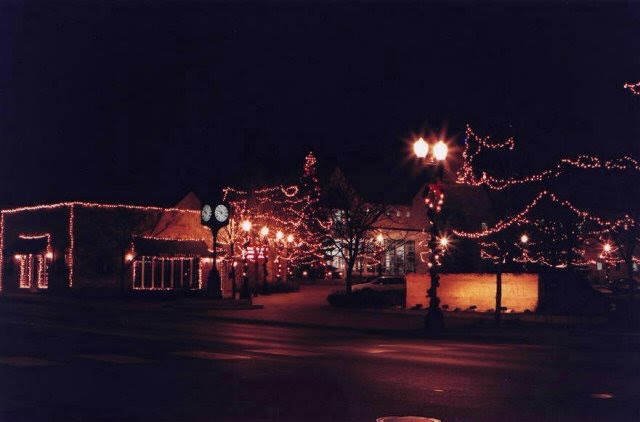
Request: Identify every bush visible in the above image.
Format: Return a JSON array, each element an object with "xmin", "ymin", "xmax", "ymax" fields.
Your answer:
[{"xmin": 327, "ymin": 289, "xmax": 404, "ymax": 308}]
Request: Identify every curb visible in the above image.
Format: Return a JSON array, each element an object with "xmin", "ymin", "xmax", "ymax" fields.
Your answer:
[{"xmin": 0, "ymin": 294, "xmax": 263, "ymax": 312}]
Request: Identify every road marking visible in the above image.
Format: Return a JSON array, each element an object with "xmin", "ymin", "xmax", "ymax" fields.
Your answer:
[
  {"xmin": 78, "ymin": 354, "xmax": 151, "ymax": 364},
  {"xmin": 172, "ymin": 351, "xmax": 252, "ymax": 361},
  {"xmin": 0, "ymin": 356, "xmax": 56, "ymax": 367},
  {"xmin": 377, "ymin": 344, "xmax": 450, "ymax": 352},
  {"xmin": 324, "ymin": 346, "xmax": 392, "ymax": 354},
  {"xmin": 590, "ymin": 393, "xmax": 614, "ymax": 399},
  {"xmin": 247, "ymin": 348, "xmax": 323, "ymax": 357}
]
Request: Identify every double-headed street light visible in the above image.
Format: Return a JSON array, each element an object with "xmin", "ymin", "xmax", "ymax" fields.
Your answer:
[{"xmin": 414, "ymin": 136, "xmax": 449, "ymax": 335}]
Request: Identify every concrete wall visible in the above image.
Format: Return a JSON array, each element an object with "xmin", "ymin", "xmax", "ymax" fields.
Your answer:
[{"xmin": 406, "ymin": 273, "xmax": 538, "ymax": 312}]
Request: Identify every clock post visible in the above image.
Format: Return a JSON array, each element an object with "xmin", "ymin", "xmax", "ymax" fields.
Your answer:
[{"xmin": 201, "ymin": 203, "xmax": 230, "ymax": 299}]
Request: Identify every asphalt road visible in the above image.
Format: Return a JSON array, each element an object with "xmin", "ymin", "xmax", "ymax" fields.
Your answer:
[{"xmin": 0, "ymin": 301, "xmax": 638, "ymax": 422}]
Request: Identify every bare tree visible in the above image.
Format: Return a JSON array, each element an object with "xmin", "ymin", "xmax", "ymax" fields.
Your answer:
[{"xmin": 324, "ymin": 169, "xmax": 390, "ymax": 294}]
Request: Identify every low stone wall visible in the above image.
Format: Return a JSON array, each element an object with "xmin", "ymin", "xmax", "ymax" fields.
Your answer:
[{"xmin": 406, "ymin": 273, "xmax": 538, "ymax": 312}]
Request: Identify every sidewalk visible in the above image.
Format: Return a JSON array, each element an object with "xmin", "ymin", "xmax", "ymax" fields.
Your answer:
[
  {"xmin": 204, "ymin": 285, "xmax": 425, "ymax": 334},
  {"xmin": 202, "ymin": 285, "xmax": 615, "ymax": 343}
]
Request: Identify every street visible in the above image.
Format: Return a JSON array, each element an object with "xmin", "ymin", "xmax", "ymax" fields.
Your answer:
[{"xmin": 0, "ymin": 299, "xmax": 638, "ymax": 421}]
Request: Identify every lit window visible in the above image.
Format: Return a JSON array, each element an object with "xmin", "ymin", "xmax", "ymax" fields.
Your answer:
[
  {"xmin": 396, "ymin": 211, "xmax": 401, "ymax": 217},
  {"xmin": 406, "ymin": 211, "xmax": 411, "ymax": 218}
]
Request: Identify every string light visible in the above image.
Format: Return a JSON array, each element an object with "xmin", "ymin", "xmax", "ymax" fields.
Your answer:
[
  {"xmin": 455, "ymin": 124, "xmax": 639, "ymax": 270},
  {"xmin": 624, "ymin": 82, "xmax": 640, "ymax": 96},
  {"xmin": 221, "ymin": 151, "xmax": 327, "ymax": 275},
  {"xmin": 458, "ymin": 125, "xmax": 640, "ymax": 190},
  {"xmin": 453, "ymin": 190, "xmax": 636, "ymax": 239}
]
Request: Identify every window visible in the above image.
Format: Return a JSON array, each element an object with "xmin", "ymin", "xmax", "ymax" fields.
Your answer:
[
  {"xmin": 17, "ymin": 254, "xmax": 48, "ymax": 289},
  {"xmin": 406, "ymin": 211, "xmax": 411, "ymax": 218},
  {"xmin": 134, "ymin": 257, "xmax": 201, "ymax": 290}
]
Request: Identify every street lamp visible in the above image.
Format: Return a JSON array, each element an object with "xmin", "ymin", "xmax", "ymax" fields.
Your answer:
[
  {"xmin": 520, "ymin": 234, "xmax": 529, "ymax": 245},
  {"xmin": 274, "ymin": 231, "xmax": 284, "ymax": 282},
  {"xmin": 240, "ymin": 219, "xmax": 252, "ymax": 301},
  {"xmin": 260, "ymin": 226, "xmax": 270, "ymax": 293},
  {"xmin": 286, "ymin": 234, "xmax": 294, "ymax": 280},
  {"xmin": 414, "ymin": 136, "xmax": 449, "ymax": 335},
  {"xmin": 602, "ymin": 242, "xmax": 613, "ymax": 283},
  {"xmin": 375, "ymin": 233, "xmax": 385, "ymax": 275}
]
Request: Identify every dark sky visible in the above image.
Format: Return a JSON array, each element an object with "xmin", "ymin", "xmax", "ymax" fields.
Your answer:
[{"xmin": 1, "ymin": 1, "xmax": 639, "ymax": 208}]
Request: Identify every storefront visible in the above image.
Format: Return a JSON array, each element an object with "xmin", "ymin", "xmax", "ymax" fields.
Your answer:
[{"xmin": 130, "ymin": 237, "xmax": 211, "ymax": 291}]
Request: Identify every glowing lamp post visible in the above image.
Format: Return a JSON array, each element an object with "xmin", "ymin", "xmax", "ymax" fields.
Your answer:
[
  {"xmin": 286, "ymin": 234, "xmax": 294, "ymax": 280},
  {"xmin": 376, "ymin": 233, "xmax": 384, "ymax": 275},
  {"xmin": 241, "ymin": 219, "xmax": 252, "ymax": 300},
  {"xmin": 414, "ymin": 136, "xmax": 449, "ymax": 335},
  {"xmin": 602, "ymin": 242, "xmax": 612, "ymax": 283},
  {"xmin": 260, "ymin": 226, "xmax": 270, "ymax": 293},
  {"xmin": 275, "ymin": 231, "xmax": 284, "ymax": 282}
]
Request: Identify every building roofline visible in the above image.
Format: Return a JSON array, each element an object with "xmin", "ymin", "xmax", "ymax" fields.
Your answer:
[{"xmin": 1, "ymin": 201, "xmax": 199, "ymax": 215}]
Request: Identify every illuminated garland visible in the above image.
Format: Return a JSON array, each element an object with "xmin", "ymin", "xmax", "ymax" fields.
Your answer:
[
  {"xmin": 458, "ymin": 125, "xmax": 640, "ymax": 190},
  {"xmin": 452, "ymin": 190, "xmax": 635, "ymax": 239},
  {"xmin": 624, "ymin": 82, "xmax": 640, "ymax": 96},
  {"xmin": 18, "ymin": 233, "xmax": 53, "ymax": 259},
  {"xmin": 2, "ymin": 201, "xmax": 198, "ymax": 215},
  {"xmin": 133, "ymin": 234, "xmax": 209, "ymax": 243}
]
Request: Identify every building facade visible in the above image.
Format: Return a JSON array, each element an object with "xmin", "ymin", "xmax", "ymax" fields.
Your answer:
[{"xmin": 0, "ymin": 198, "xmax": 216, "ymax": 294}]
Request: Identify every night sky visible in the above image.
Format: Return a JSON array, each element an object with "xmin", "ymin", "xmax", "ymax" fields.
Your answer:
[{"xmin": 1, "ymin": 1, "xmax": 639, "ymax": 209}]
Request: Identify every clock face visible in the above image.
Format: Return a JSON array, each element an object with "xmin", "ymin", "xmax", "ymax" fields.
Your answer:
[
  {"xmin": 214, "ymin": 204, "xmax": 229, "ymax": 223},
  {"xmin": 201, "ymin": 204, "xmax": 212, "ymax": 223}
]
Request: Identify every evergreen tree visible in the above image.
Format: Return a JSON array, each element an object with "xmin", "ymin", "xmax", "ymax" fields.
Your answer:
[{"xmin": 295, "ymin": 151, "xmax": 328, "ymax": 275}]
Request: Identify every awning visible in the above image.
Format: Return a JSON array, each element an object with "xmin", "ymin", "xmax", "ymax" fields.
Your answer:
[
  {"xmin": 133, "ymin": 238, "xmax": 211, "ymax": 257},
  {"xmin": 9, "ymin": 237, "xmax": 49, "ymax": 255}
]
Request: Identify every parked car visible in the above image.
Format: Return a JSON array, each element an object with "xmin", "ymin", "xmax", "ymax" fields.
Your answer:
[
  {"xmin": 351, "ymin": 276, "xmax": 406, "ymax": 293},
  {"xmin": 324, "ymin": 266, "xmax": 342, "ymax": 279}
]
